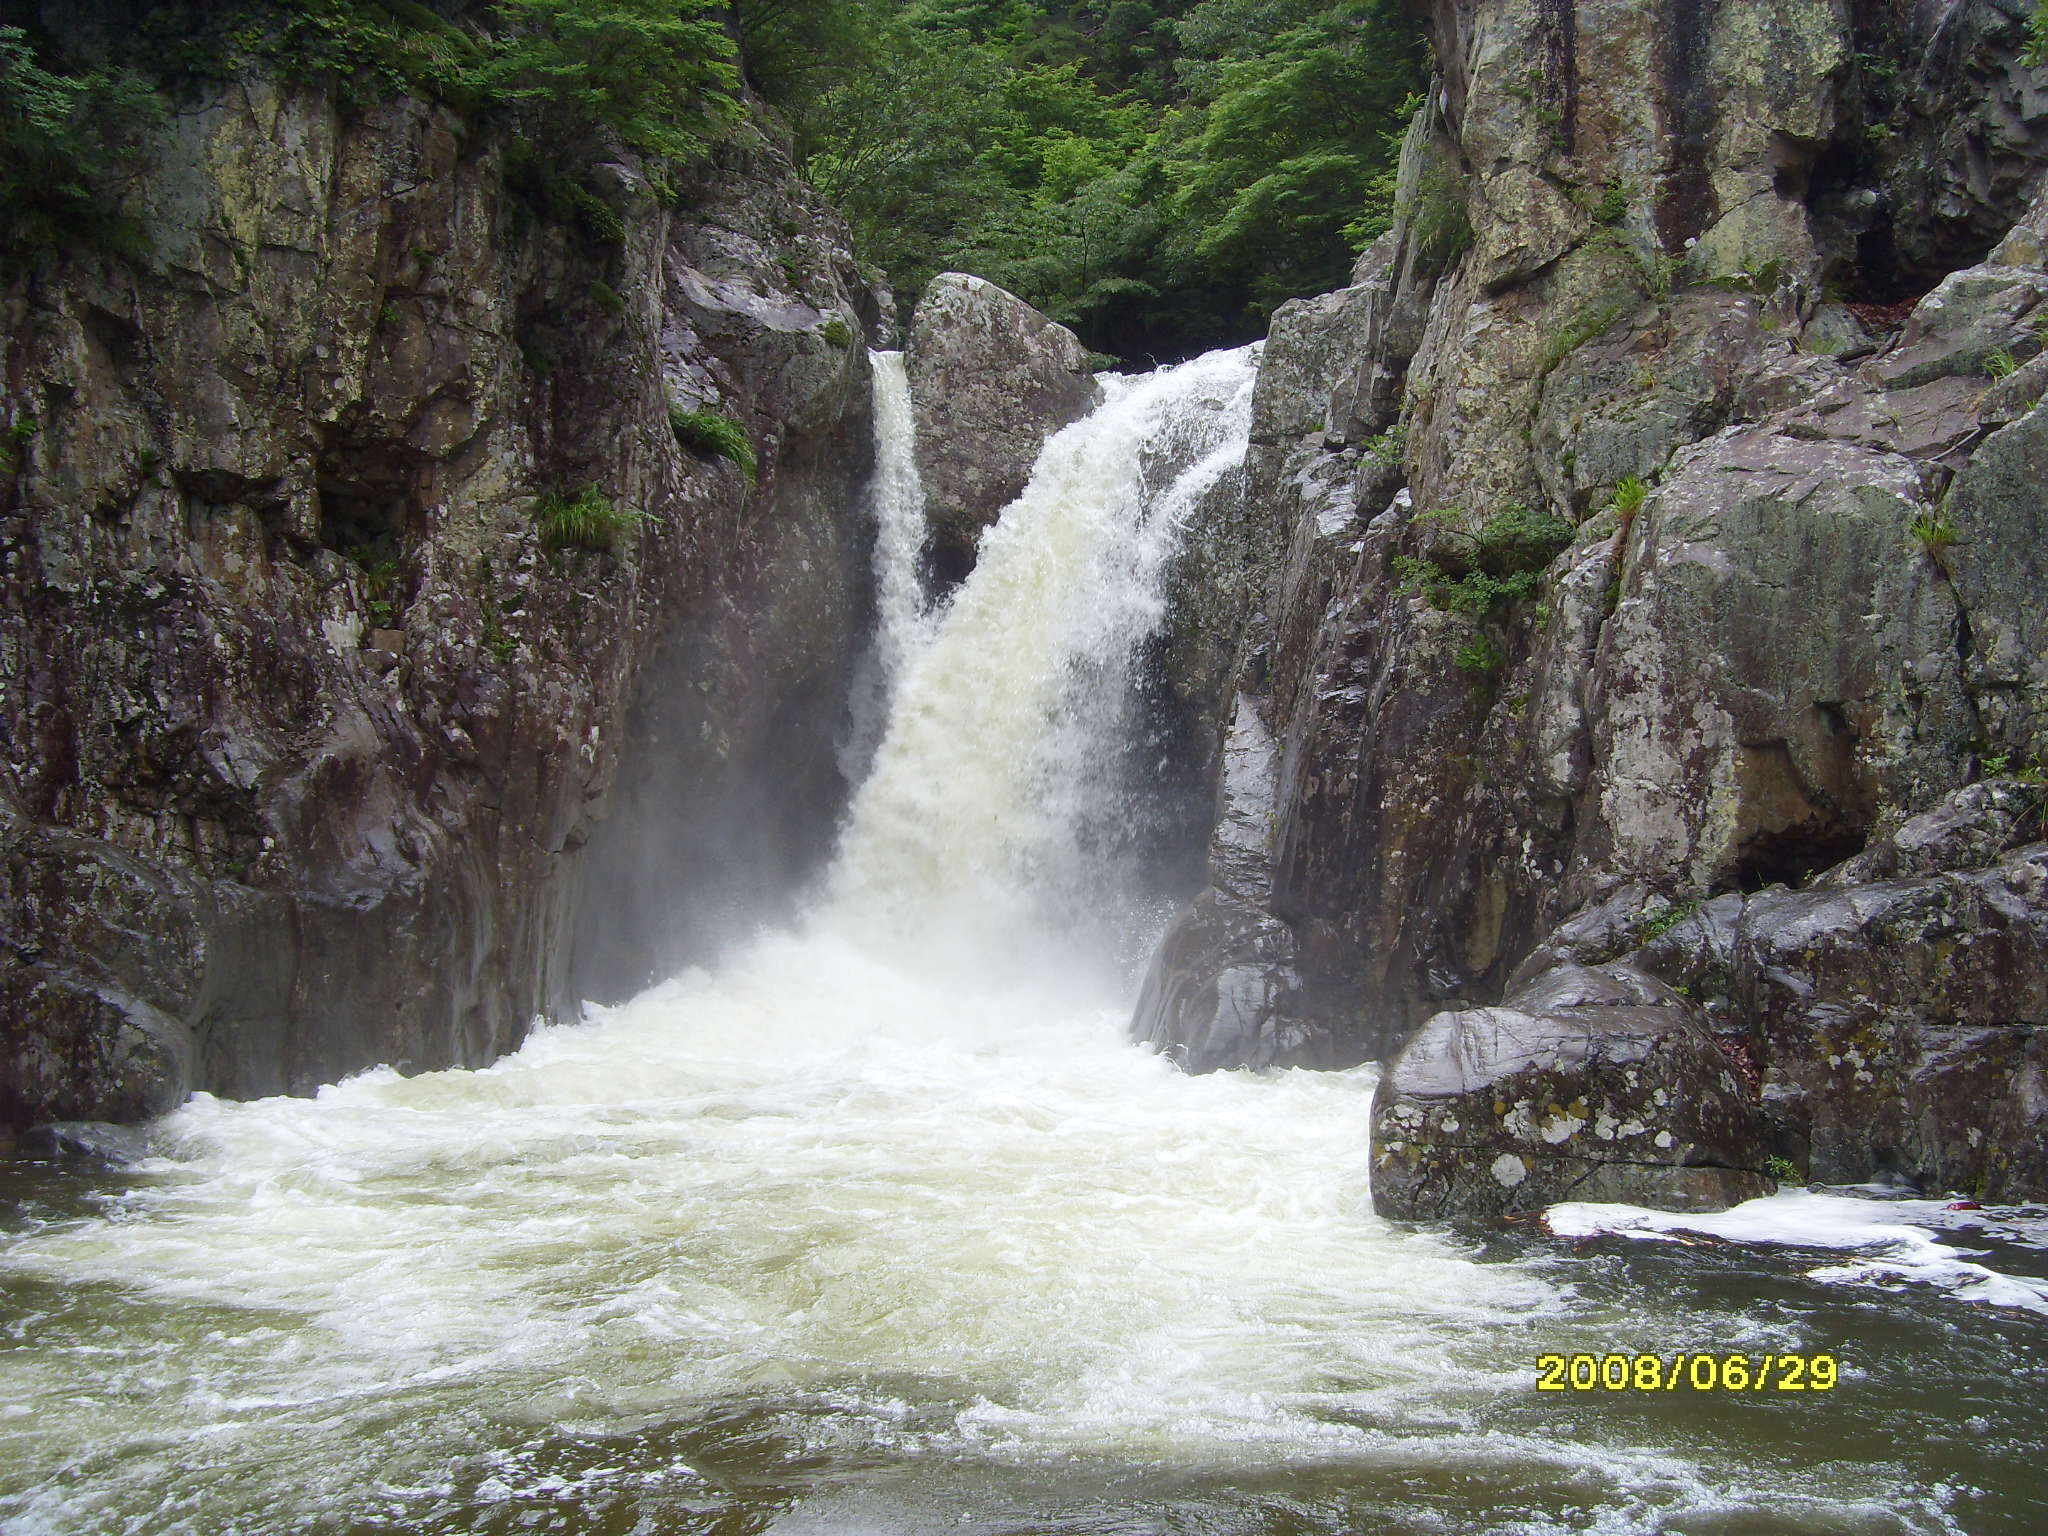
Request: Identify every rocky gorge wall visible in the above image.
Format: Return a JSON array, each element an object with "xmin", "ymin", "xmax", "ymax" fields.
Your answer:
[
  {"xmin": 1139, "ymin": 0, "xmax": 2048, "ymax": 1210},
  {"xmin": 0, "ymin": 79, "xmax": 884, "ymax": 1134}
]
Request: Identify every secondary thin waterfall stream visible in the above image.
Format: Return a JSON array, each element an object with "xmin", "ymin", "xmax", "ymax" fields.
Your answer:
[{"xmin": 1, "ymin": 350, "xmax": 2044, "ymax": 1536}]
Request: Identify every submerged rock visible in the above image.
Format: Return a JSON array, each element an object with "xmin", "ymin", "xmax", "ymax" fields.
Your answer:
[
  {"xmin": 19, "ymin": 1120, "xmax": 155, "ymax": 1166},
  {"xmin": 904, "ymin": 273, "xmax": 1101, "ymax": 587},
  {"xmin": 1371, "ymin": 965, "xmax": 1772, "ymax": 1220}
]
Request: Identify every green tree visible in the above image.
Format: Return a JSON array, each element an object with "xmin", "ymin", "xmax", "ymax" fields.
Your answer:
[
  {"xmin": 1164, "ymin": 0, "xmax": 1424, "ymax": 313},
  {"xmin": 464, "ymin": 0, "xmax": 742, "ymax": 160},
  {"xmin": 0, "ymin": 25, "xmax": 163, "ymax": 257}
]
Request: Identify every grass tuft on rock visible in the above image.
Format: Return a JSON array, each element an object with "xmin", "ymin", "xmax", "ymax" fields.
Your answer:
[
  {"xmin": 669, "ymin": 406, "xmax": 758, "ymax": 482},
  {"xmin": 537, "ymin": 485, "xmax": 652, "ymax": 551}
]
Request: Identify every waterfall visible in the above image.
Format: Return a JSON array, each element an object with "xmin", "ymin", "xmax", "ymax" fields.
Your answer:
[
  {"xmin": 828, "ymin": 345, "xmax": 1259, "ymax": 978},
  {"xmin": 863, "ymin": 351, "xmax": 938, "ymax": 706},
  {"xmin": 1, "ymin": 344, "xmax": 1975, "ymax": 1536},
  {"xmin": 839, "ymin": 350, "xmax": 934, "ymax": 786}
]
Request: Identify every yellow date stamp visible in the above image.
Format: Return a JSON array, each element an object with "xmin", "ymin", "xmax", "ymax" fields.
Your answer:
[{"xmin": 1536, "ymin": 1352, "xmax": 1838, "ymax": 1393}]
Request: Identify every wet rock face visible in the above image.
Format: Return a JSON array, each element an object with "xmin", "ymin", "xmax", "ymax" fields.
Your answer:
[
  {"xmin": 1736, "ymin": 838, "xmax": 2048, "ymax": 1202},
  {"xmin": 1370, "ymin": 963, "xmax": 1773, "ymax": 1220},
  {"xmin": 1, "ymin": 82, "xmax": 880, "ymax": 1128},
  {"xmin": 1141, "ymin": 0, "xmax": 2048, "ymax": 1200},
  {"xmin": 903, "ymin": 273, "xmax": 1101, "ymax": 587}
]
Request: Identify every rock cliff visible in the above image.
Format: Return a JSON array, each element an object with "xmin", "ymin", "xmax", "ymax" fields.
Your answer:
[
  {"xmin": 1, "ymin": 81, "xmax": 882, "ymax": 1129},
  {"xmin": 1140, "ymin": 0, "xmax": 2048, "ymax": 1210}
]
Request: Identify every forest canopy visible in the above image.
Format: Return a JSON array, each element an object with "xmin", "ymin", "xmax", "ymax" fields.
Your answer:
[
  {"xmin": 754, "ymin": 0, "xmax": 1428, "ymax": 361},
  {"xmin": 0, "ymin": 0, "xmax": 1429, "ymax": 361}
]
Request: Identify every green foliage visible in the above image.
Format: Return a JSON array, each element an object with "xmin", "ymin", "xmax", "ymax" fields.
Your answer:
[
  {"xmin": 0, "ymin": 411, "xmax": 40, "ymax": 479},
  {"xmin": 504, "ymin": 140, "xmax": 627, "ymax": 246},
  {"xmin": 1403, "ymin": 160, "xmax": 1473, "ymax": 273},
  {"xmin": 0, "ymin": 26, "xmax": 163, "ymax": 259},
  {"xmin": 464, "ymin": 0, "xmax": 741, "ymax": 161},
  {"xmin": 1765, "ymin": 1155, "xmax": 1801, "ymax": 1187},
  {"xmin": 1453, "ymin": 633, "xmax": 1505, "ymax": 674},
  {"xmin": 2027, "ymin": 2, "xmax": 2048, "ymax": 68},
  {"xmin": 1537, "ymin": 300, "xmax": 1627, "ymax": 378},
  {"xmin": 1611, "ymin": 475, "xmax": 1649, "ymax": 516},
  {"xmin": 789, "ymin": 0, "xmax": 1427, "ymax": 361},
  {"xmin": 1474, "ymin": 503, "xmax": 1576, "ymax": 574},
  {"xmin": 1393, "ymin": 557, "xmax": 1538, "ymax": 616},
  {"xmin": 1363, "ymin": 419, "xmax": 1408, "ymax": 466},
  {"xmin": 1590, "ymin": 175, "xmax": 1630, "ymax": 226},
  {"xmin": 1908, "ymin": 509, "xmax": 1959, "ymax": 566},
  {"xmin": 1704, "ymin": 254, "xmax": 1789, "ymax": 298},
  {"xmin": 536, "ymin": 485, "xmax": 652, "ymax": 551},
  {"xmin": 5, "ymin": 1, "xmax": 749, "ymax": 264},
  {"xmin": 1394, "ymin": 504, "xmax": 1575, "ymax": 619},
  {"xmin": 669, "ymin": 407, "xmax": 759, "ymax": 482},
  {"xmin": 1986, "ymin": 346, "xmax": 2020, "ymax": 379},
  {"xmin": 347, "ymin": 544, "xmax": 402, "ymax": 627},
  {"xmin": 588, "ymin": 279, "xmax": 625, "ymax": 315},
  {"xmin": 1639, "ymin": 895, "xmax": 1703, "ymax": 942},
  {"xmin": 821, "ymin": 314, "xmax": 856, "ymax": 348},
  {"xmin": 205, "ymin": 1, "xmax": 481, "ymax": 100}
]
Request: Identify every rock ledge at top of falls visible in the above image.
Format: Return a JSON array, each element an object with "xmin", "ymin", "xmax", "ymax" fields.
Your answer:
[
  {"xmin": 904, "ymin": 273, "xmax": 1102, "ymax": 585},
  {"xmin": 1370, "ymin": 964, "xmax": 1774, "ymax": 1221}
]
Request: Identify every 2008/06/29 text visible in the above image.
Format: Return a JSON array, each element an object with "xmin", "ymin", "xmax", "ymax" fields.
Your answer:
[{"xmin": 1535, "ymin": 1353, "xmax": 1839, "ymax": 1392}]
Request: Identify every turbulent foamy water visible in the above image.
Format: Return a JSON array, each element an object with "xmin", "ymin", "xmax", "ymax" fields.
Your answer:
[{"xmin": 3, "ymin": 349, "xmax": 2045, "ymax": 1536}]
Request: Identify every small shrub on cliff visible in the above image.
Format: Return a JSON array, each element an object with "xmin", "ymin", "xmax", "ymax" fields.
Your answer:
[
  {"xmin": 1363, "ymin": 419, "xmax": 1408, "ymax": 466},
  {"xmin": 1475, "ymin": 504, "xmax": 1576, "ymax": 575},
  {"xmin": 1590, "ymin": 175, "xmax": 1630, "ymax": 227},
  {"xmin": 2026, "ymin": 3, "xmax": 2048, "ymax": 68},
  {"xmin": 820, "ymin": 314, "xmax": 855, "ymax": 349},
  {"xmin": 669, "ymin": 407, "xmax": 758, "ymax": 483},
  {"xmin": 504, "ymin": 140, "xmax": 626, "ymax": 247},
  {"xmin": 1453, "ymin": 634, "xmax": 1505, "ymax": 674},
  {"xmin": 1986, "ymin": 346, "xmax": 2020, "ymax": 379},
  {"xmin": 1404, "ymin": 161, "xmax": 1474, "ymax": 273},
  {"xmin": 1395, "ymin": 505, "xmax": 1575, "ymax": 618},
  {"xmin": 347, "ymin": 544, "xmax": 401, "ymax": 626},
  {"xmin": 1611, "ymin": 475, "xmax": 1649, "ymax": 517},
  {"xmin": 537, "ymin": 486, "xmax": 651, "ymax": 552},
  {"xmin": 1639, "ymin": 894, "xmax": 1704, "ymax": 943}
]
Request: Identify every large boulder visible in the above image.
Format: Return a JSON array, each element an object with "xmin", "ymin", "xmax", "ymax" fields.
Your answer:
[
  {"xmin": 1584, "ymin": 428, "xmax": 1972, "ymax": 893},
  {"xmin": 1734, "ymin": 837, "xmax": 2048, "ymax": 1200},
  {"xmin": 903, "ymin": 273, "xmax": 1101, "ymax": 586},
  {"xmin": 1371, "ymin": 964, "xmax": 1773, "ymax": 1220}
]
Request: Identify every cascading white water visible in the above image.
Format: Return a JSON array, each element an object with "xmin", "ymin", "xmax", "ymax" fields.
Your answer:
[
  {"xmin": 0, "ymin": 347, "xmax": 2013, "ymax": 1536},
  {"xmin": 838, "ymin": 351, "xmax": 935, "ymax": 786},
  {"xmin": 862, "ymin": 351, "xmax": 937, "ymax": 702},
  {"xmin": 830, "ymin": 346, "xmax": 1258, "ymax": 975}
]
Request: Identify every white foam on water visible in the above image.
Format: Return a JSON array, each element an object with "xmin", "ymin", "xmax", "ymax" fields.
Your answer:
[
  {"xmin": 0, "ymin": 346, "xmax": 2006, "ymax": 1535},
  {"xmin": 1546, "ymin": 1189, "xmax": 2048, "ymax": 1314}
]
